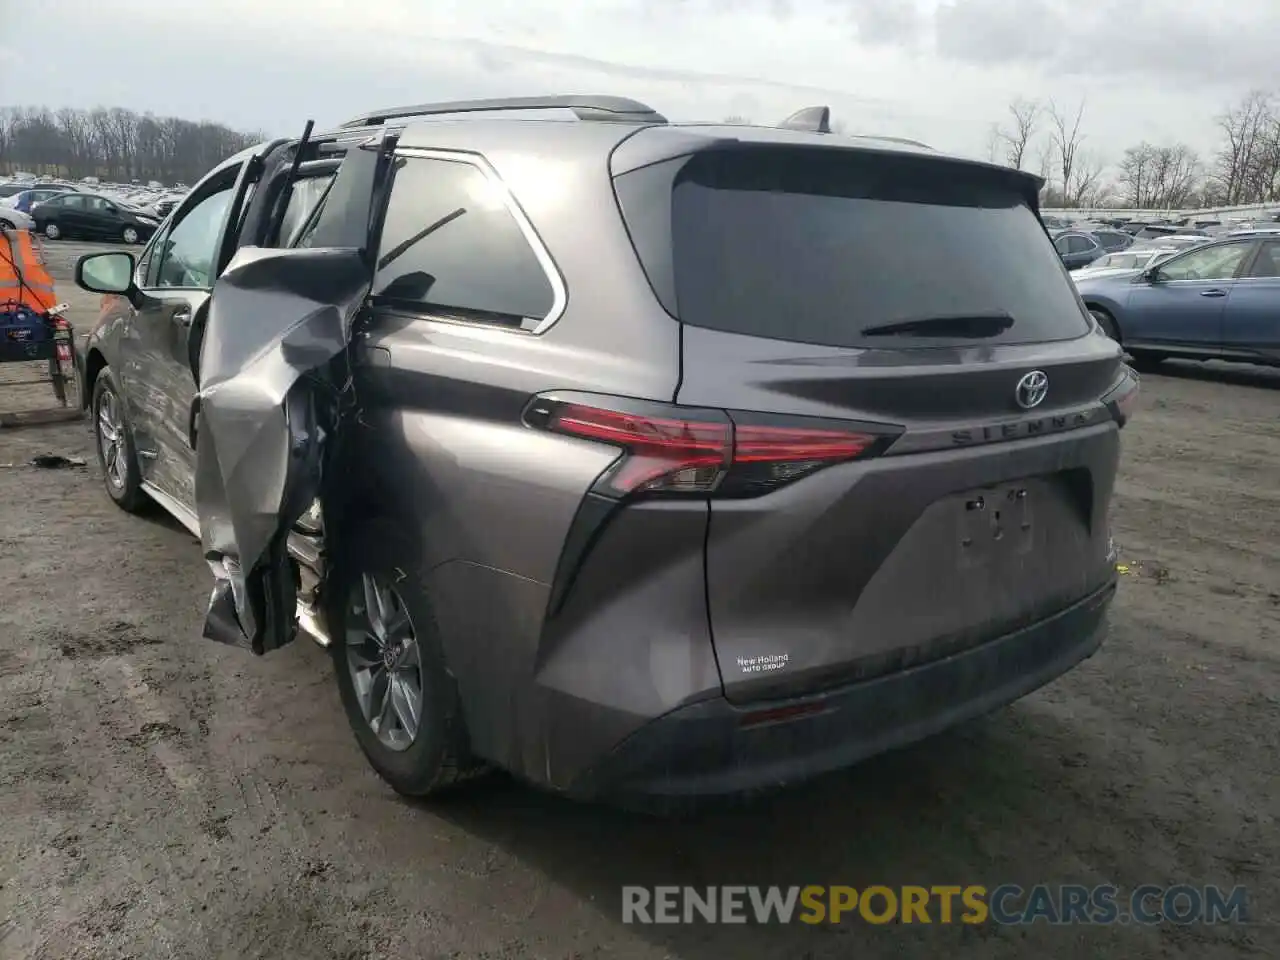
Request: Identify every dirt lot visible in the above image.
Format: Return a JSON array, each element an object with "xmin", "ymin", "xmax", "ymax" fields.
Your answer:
[{"xmin": 0, "ymin": 240, "xmax": 1277, "ymax": 959}]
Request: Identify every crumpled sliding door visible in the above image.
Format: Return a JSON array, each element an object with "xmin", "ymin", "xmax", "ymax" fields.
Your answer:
[{"xmin": 195, "ymin": 246, "xmax": 371, "ymax": 652}]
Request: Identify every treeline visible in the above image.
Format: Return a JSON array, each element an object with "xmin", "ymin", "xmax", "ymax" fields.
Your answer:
[
  {"xmin": 0, "ymin": 105, "xmax": 265, "ymax": 186},
  {"xmin": 987, "ymin": 89, "xmax": 1280, "ymax": 210}
]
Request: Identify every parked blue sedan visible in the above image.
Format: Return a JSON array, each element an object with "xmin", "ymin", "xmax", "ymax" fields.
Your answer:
[{"xmin": 1074, "ymin": 235, "xmax": 1280, "ymax": 368}]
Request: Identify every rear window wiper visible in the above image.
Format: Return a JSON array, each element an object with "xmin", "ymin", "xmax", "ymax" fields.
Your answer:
[{"xmin": 859, "ymin": 313, "xmax": 1015, "ymax": 338}]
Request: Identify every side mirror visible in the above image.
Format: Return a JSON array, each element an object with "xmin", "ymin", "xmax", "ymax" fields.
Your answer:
[
  {"xmin": 1138, "ymin": 267, "xmax": 1160, "ymax": 283},
  {"xmin": 76, "ymin": 251, "xmax": 136, "ymax": 295}
]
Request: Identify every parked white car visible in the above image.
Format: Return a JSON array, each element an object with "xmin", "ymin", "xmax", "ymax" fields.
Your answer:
[{"xmin": 0, "ymin": 206, "xmax": 36, "ymax": 232}]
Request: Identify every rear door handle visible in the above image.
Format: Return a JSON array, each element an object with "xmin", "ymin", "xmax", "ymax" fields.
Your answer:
[
  {"xmin": 1200, "ymin": 289, "xmax": 1227, "ymax": 298},
  {"xmin": 172, "ymin": 306, "xmax": 193, "ymax": 326}
]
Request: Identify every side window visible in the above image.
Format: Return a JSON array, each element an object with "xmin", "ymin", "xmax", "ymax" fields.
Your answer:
[
  {"xmin": 1244, "ymin": 241, "xmax": 1280, "ymax": 279},
  {"xmin": 277, "ymin": 175, "xmax": 334, "ymax": 248},
  {"xmin": 1067, "ymin": 235, "xmax": 1095, "ymax": 254},
  {"xmin": 371, "ymin": 155, "xmax": 556, "ymax": 327},
  {"xmin": 85, "ymin": 196, "xmax": 111, "ymax": 212},
  {"xmin": 152, "ymin": 186, "xmax": 236, "ymax": 289},
  {"xmin": 1054, "ymin": 235, "xmax": 1071, "ymax": 254},
  {"xmin": 1158, "ymin": 242, "xmax": 1252, "ymax": 282},
  {"xmin": 61, "ymin": 195, "xmax": 87, "ymax": 210}
]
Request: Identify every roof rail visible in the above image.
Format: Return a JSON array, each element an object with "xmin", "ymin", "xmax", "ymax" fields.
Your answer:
[
  {"xmin": 341, "ymin": 95, "xmax": 668, "ymax": 129},
  {"xmin": 858, "ymin": 134, "xmax": 935, "ymax": 150},
  {"xmin": 778, "ymin": 106, "xmax": 832, "ymax": 134}
]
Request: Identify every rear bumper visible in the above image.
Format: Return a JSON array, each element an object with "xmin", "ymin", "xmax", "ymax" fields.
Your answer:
[{"xmin": 569, "ymin": 577, "xmax": 1115, "ymax": 802}]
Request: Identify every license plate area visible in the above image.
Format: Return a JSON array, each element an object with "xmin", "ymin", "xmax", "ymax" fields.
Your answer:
[{"xmin": 957, "ymin": 482, "xmax": 1035, "ymax": 569}]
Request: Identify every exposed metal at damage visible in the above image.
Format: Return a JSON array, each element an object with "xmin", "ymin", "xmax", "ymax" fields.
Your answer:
[
  {"xmin": 195, "ymin": 128, "xmax": 386, "ymax": 654},
  {"xmin": 196, "ymin": 246, "xmax": 371, "ymax": 652}
]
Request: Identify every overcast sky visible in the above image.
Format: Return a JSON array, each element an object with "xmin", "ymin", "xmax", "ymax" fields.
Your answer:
[{"xmin": 9, "ymin": 0, "xmax": 1279, "ymax": 169}]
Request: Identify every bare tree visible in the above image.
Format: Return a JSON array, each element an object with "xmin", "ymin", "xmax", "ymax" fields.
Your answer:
[
  {"xmin": 1152, "ymin": 144, "xmax": 1202, "ymax": 208},
  {"xmin": 996, "ymin": 97, "xmax": 1040, "ymax": 170},
  {"xmin": 1033, "ymin": 140, "xmax": 1055, "ymax": 195},
  {"xmin": 1067, "ymin": 149, "xmax": 1106, "ymax": 208},
  {"xmin": 1047, "ymin": 98, "xmax": 1089, "ymax": 205},
  {"xmin": 1117, "ymin": 143, "xmax": 1155, "ymax": 208},
  {"xmin": 1117, "ymin": 142, "xmax": 1203, "ymax": 209},
  {"xmin": 1214, "ymin": 91, "xmax": 1275, "ymax": 204},
  {"xmin": 983, "ymin": 122, "xmax": 1002, "ymax": 163},
  {"xmin": 0, "ymin": 103, "xmax": 261, "ymax": 183}
]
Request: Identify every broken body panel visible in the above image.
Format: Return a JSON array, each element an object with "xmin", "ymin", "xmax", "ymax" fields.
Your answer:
[
  {"xmin": 196, "ymin": 246, "xmax": 370, "ymax": 651},
  {"xmin": 195, "ymin": 134, "xmax": 386, "ymax": 653}
]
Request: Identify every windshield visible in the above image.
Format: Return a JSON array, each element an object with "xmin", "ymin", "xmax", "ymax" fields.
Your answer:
[{"xmin": 661, "ymin": 148, "xmax": 1091, "ymax": 347}]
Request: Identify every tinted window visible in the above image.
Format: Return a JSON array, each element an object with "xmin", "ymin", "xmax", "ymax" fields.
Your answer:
[
  {"xmin": 372, "ymin": 156, "xmax": 555, "ymax": 325},
  {"xmin": 661, "ymin": 149, "xmax": 1091, "ymax": 347},
  {"xmin": 1158, "ymin": 242, "xmax": 1252, "ymax": 282},
  {"xmin": 59, "ymin": 195, "xmax": 87, "ymax": 210},
  {"xmin": 85, "ymin": 196, "xmax": 111, "ymax": 212},
  {"xmin": 152, "ymin": 186, "xmax": 236, "ymax": 289},
  {"xmin": 1066, "ymin": 235, "xmax": 1095, "ymax": 254},
  {"xmin": 1245, "ymin": 240, "xmax": 1280, "ymax": 279},
  {"xmin": 1054, "ymin": 235, "xmax": 1072, "ymax": 254}
]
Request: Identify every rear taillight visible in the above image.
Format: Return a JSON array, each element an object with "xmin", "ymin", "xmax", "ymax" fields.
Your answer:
[
  {"xmin": 1102, "ymin": 366, "xmax": 1140, "ymax": 427},
  {"xmin": 546, "ymin": 402, "xmax": 730, "ymax": 495},
  {"xmin": 525, "ymin": 394, "xmax": 898, "ymax": 499}
]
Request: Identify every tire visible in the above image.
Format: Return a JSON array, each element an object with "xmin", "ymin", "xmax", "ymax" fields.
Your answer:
[
  {"xmin": 1089, "ymin": 308, "xmax": 1120, "ymax": 343},
  {"xmin": 0, "ymin": 218, "xmax": 14, "ymax": 231},
  {"xmin": 91, "ymin": 368, "xmax": 147, "ymax": 513},
  {"xmin": 327, "ymin": 521, "xmax": 482, "ymax": 797},
  {"xmin": 42, "ymin": 222, "xmax": 61, "ymax": 240},
  {"xmin": 122, "ymin": 226, "xmax": 139, "ymax": 244}
]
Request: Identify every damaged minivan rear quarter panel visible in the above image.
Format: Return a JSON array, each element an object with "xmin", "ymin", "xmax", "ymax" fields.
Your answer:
[{"xmin": 350, "ymin": 119, "xmax": 717, "ymax": 786}]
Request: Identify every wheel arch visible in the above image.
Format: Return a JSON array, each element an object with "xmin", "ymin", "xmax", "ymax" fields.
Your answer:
[
  {"xmin": 82, "ymin": 347, "xmax": 108, "ymax": 410},
  {"xmin": 1085, "ymin": 301, "xmax": 1123, "ymax": 343}
]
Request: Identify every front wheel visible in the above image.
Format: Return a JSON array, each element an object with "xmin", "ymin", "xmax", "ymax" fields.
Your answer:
[
  {"xmin": 0, "ymin": 218, "xmax": 15, "ymax": 231},
  {"xmin": 91, "ymin": 368, "xmax": 147, "ymax": 513},
  {"xmin": 328, "ymin": 522, "xmax": 483, "ymax": 797},
  {"xmin": 121, "ymin": 226, "xmax": 139, "ymax": 244},
  {"xmin": 42, "ymin": 222, "xmax": 61, "ymax": 240}
]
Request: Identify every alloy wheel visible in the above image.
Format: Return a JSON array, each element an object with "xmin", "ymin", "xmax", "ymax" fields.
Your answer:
[
  {"xmin": 96, "ymin": 387, "xmax": 128, "ymax": 490},
  {"xmin": 345, "ymin": 573, "xmax": 425, "ymax": 752}
]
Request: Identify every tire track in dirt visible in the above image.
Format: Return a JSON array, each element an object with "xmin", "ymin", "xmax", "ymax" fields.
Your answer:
[
  {"xmin": 0, "ymin": 642, "xmax": 88, "ymax": 958},
  {"xmin": 6, "ymin": 617, "xmax": 335, "ymax": 959}
]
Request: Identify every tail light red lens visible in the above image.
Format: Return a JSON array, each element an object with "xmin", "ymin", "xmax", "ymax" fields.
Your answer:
[
  {"xmin": 528, "ymin": 395, "xmax": 895, "ymax": 499},
  {"xmin": 547, "ymin": 402, "xmax": 731, "ymax": 496}
]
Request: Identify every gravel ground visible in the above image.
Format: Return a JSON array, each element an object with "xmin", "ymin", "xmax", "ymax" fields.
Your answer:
[{"xmin": 0, "ymin": 241, "xmax": 1277, "ymax": 960}]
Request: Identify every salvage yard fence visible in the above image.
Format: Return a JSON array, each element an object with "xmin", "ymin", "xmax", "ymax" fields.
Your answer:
[{"xmin": 1041, "ymin": 202, "xmax": 1278, "ymax": 220}]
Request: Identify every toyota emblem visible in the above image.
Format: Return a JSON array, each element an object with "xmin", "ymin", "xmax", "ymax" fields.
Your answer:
[{"xmin": 1015, "ymin": 370, "xmax": 1049, "ymax": 410}]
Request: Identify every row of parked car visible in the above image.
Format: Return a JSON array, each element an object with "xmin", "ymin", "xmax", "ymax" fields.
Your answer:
[
  {"xmin": 1051, "ymin": 217, "xmax": 1280, "ymax": 272},
  {"xmin": 0, "ymin": 177, "xmax": 188, "ymax": 244},
  {"xmin": 1066, "ymin": 224, "xmax": 1280, "ymax": 369}
]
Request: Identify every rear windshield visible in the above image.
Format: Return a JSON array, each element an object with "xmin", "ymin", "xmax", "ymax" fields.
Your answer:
[{"xmin": 648, "ymin": 148, "xmax": 1091, "ymax": 348}]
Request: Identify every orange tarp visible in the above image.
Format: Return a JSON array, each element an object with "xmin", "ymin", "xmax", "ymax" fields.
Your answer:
[{"xmin": 0, "ymin": 228, "xmax": 58, "ymax": 313}]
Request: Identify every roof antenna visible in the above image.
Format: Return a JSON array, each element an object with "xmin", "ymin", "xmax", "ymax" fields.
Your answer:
[{"xmin": 779, "ymin": 106, "xmax": 832, "ymax": 134}]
